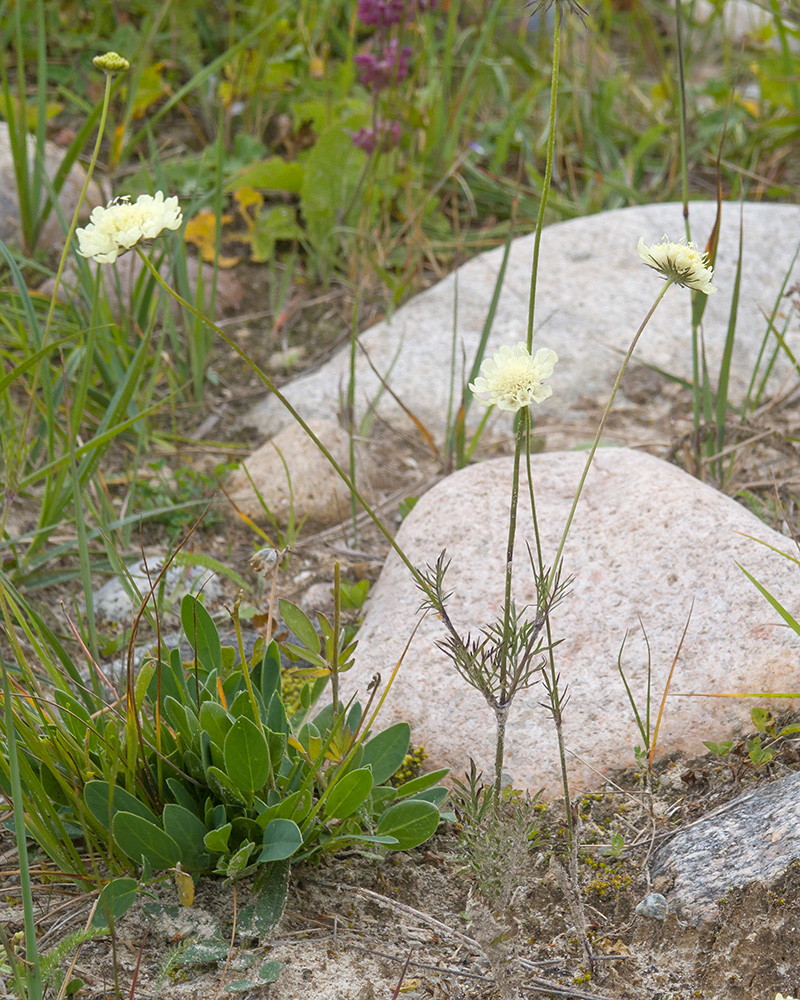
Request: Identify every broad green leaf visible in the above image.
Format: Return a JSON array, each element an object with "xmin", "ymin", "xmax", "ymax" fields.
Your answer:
[
  {"xmin": 204, "ymin": 823, "xmax": 232, "ymax": 854},
  {"xmin": 134, "ymin": 659, "xmax": 156, "ymax": 711},
  {"xmin": 258, "ymin": 819, "xmax": 302, "ymax": 862},
  {"xmin": 225, "ymin": 156, "xmax": 305, "ymax": 194},
  {"xmin": 229, "ymin": 688, "xmax": 266, "ymax": 724},
  {"xmin": 267, "ymin": 693, "xmax": 289, "ymax": 738},
  {"xmin": 260, "ymin": 641, "xmax": 282, "ymax": 705},
  {"xmin": 162, "ymin": 804, "xmax": 212, "ymax": 871},
  {"xmin": 181, "ymin": 594, "xmax": 222, "ymax": 674},
  {"xmin": 241, "ymin": 858, "xmax": 291, "ymax": 941},
  {"xmin": 91, "ymin": 877, "xmax": 138, "ymax": 929},
  {"xmin": 206, "ymin": 766, "xmax": 250, "ymax": 807},
  {"xmin": 258, "ymin": 961, "xmax": 283, "ymax": 983},
  {"xmin": 112, "ymin": 812, "xmax": 181, "ymax": 870},
  {"xmin": 361, "ymin": 722, "xmax": 411, "ymax": 785},
  {"xmin": 200, "ymin": 701, "xmax": 233, "ymax": 750},
  {"xmin": 300, "ymin": 125, "xmax": 367, "ymax": 255},
  {"xmin": 164, "ymin": 696, "xmax": 200, "ymax": 751},
  {"xmin": 85, "ymin": 780, "xmax": 158, "ymax": 832},
  {"xmin": 178, "ymin": 939, "xmax": 231, "ymax": 964},
  {"xmin": 370, "ymin": 786, "xmax": 398, "ymax": 812},
  {"xmin": 323, "ymin": 767, "xmax": 374, "ymax": 820},
  {"xmin": 376, "ymin": 800, "xmax": 439, "ymax": 850},
  {"xmin": 256, "ymin": 790, "xmax": 312, "ymax": 828},
  {"xmin": 224, "ymin": 717, "xmax": 271, "ymax": 793},
  {"xmin": 279, "ymin": 599, "xmax": 320, "ymax": 657},
  {"xmin": 394, "ymin": 768, "xmax": 450, "ymax": 800}
]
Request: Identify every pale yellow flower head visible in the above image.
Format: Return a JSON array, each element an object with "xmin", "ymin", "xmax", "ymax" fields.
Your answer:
[
  {"xmin": 638, "ymin": 235, "xmax": 717, "ymax": 295},
  {"xmin": 774, "ymin": 994, "xmax": 800, "ymax": 1000},
  {"xmin": 469, "ymin": 342, "xmax": 558, "ymax": 412},
  {"xmin": 92, "ymin": 51, "xmax": 130, "ymax": 74},
  {"xmin": 76, "ymin": 192, "xmax": 182, "ymax": 264}
]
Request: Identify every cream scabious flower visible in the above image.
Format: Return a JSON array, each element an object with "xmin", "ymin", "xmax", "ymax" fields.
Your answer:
[
  {"xmin": 638, "ymin": 235, "xmax": 717, "ymax": 295},
  {"xmin": 469, "ymin": 342, "xmax": 558, "ymax": 411},
  {"xmin": 775, "ymin": 994, "xmax": 800, "ymax": 1000},
  {"xmin": 76, "ymin": 192, "xmax": 182, "ymax": 264}
]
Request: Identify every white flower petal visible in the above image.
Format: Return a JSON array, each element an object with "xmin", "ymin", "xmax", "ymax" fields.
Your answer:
[
  {"xmin": 638, "ymin": 234, "xmax": 717, "ymax": 294},
  {"xmin": 469, "ymin": 342, "xmax": 558, "ymax": 412},
  {"xmin": 75, "ymin": 190, "xmax": 183, "ymax": 264}
]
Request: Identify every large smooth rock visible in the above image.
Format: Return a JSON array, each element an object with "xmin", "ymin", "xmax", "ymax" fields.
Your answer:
[
  {"xmin": 223, "ymin": 418, "xmax": 363, "ymax": 528},
  {"xmin": 246, "ymin": 202, "xmax": 800, "ymax": 441},
  {"xmin": 343, "ymin": 448, "xmax": 800, "ymax": 796},
  {"xmin": 651, "ymin": 772, "xmax": 800, "ymax": 923}
]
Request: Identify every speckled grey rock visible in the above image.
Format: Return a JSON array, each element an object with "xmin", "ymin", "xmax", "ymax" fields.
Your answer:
[
  {"xmin": 652, "ymin": 772, "xmax": 800, "ymax": 923},
  {"xmin": 0, "ymin": 121, "xmax": 103, "ymax": 252},
  {"xmin": 342, "ymin": 448, "xmax": 800, "ymax": 796},
  {"xmin": 246, "ymin": 201, "xmax": 800, "ymax": 441},
  {"xmin": 93, "ymin": 556, "xmax": 221, "ymax": 624}
]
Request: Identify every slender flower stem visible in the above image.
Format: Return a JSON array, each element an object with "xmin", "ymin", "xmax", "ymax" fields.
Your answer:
[
  {"xmin": 548, "ymin": 280, "xmax": 674, "ymax": 587},
  {"xmin": 494, "ymin": 408, "xmax": 528, "ymax": 800},
  {"xmin": 526, "ymin": 16, "xmax": 561, "ymax": 352},
  {"xmin": 135, "ymin": 249, "xmax": 423, "ymax": 587}
]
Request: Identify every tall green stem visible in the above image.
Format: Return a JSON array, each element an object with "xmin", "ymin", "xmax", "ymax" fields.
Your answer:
[
  {"xmin": 526, "ymin": 17, "xmax": 561, "ymax": 351},
  {"xmin": 494, "ymin": 409, "xmax": 527, "ymax": 799}
]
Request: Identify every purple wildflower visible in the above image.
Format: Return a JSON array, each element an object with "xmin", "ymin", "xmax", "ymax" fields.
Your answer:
[
  {"xmin": 354, "ymin": 38, "xmax": 413, "ymax": 91},
  {"xmin": 351, "ymin": 118, "xmax": 403, "ymax": 154},
  {"xmin": 357, "ymin": 0, "xmax": 406, "ymax": 26}
]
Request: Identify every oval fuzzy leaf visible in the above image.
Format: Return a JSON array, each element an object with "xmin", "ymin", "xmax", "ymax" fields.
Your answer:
[
  {"xmin": 204, "ymin": 823, "xmax": 232, "ymax": 854},
  {"xmin": 162, "ymin": 804, "xmax": 212, "ymax": 871},
  {"xmin": 180, "ymin": 594, "xmax": 221, "ymax": 674},
  {"xmin": 91, "ymin": 877, "xmax": 138, "ymax": 929},
  {"xmin": 258, "ymin": 819, "xmax": 302, "ymax": 862},
  {"xmin": 376, "ymin": 800, "xmax": 439, "ymax": 851},
  {"xmin": 206, "ymin": 766, "xmax": 250, "ymax": 807},
  {"xmin": 394, "ymin": 769, "xmax": 450, "ymax": 800},
  {"xmin": 85, "ymin": 780, "xmax": 159, "ymax": 832},
  {"xmin": 224, "ymin": 717, "xmax": 270, "ymax": 793},
  {"xmin": 361, "ymin": 722, "xmax": 411, "ymax": 785},
  {"xmin": 323, "ymin": 767, "xmax": 374, "ymax": 820},
  {"xmin": 278, "ymin": 599, "xmax": 320, "ymax": 657},
  {"xmin": 112, "ymin": 812, "xmax": 181, "ymax": 870},
  {"xmin": 200, "ymin": 701, "xmax": 233, "ymax": 749}
]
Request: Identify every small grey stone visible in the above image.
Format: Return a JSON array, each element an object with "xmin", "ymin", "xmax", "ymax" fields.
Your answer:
[{"xmin": 635, "ymin": 893, "xmax": 668, "ymax": 920}]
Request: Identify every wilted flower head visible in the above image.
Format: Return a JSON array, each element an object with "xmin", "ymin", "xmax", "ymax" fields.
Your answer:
[
  {"xmin": 351, "ymin": 118, "xmax": 403, "ymax": 154},
  {"xmin": 76, "ymin": 192, "xmax": 182, "ymax": 264},
  {"xmin": 638, "ymin": 235, "xmax": 717, "ymax": 295},
  {"xmin": 92, "ymin": 51, "xmax": 130, "ymax": 74},
  {"xmin": 354, "ymin": 38, "xmax": 413, "ymax": 90},
  {"xmin": 469, "ymin": 342, "xmax": 558, "ymax": 411}
]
